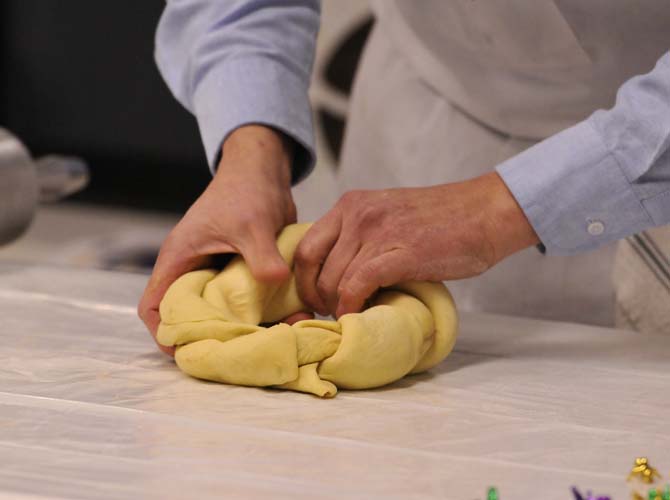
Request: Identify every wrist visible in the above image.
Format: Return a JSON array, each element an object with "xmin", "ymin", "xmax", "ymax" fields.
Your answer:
[
  {"xmin": 478, "ymin": 172, "xmax": 540, "ymax": 262},
  {"xmin": 217, "ymin": 125, "xmax": 294, "ymax": 187}
]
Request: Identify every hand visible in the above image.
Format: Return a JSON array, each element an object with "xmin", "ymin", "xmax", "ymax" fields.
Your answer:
[
  {"xmin": 294, "ymin": 172, "xmax": 539, "ymax": 318},
  {"xmin": 138, "ymin": 125, "xmax": 310, "ymax": 355}
]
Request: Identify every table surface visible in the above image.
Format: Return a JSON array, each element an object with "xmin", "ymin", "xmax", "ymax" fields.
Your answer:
[{"xmin": 0, "ymin": 264, "xmax": 668, "ymax": 500}]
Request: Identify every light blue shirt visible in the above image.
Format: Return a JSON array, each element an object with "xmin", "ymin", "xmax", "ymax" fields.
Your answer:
[
  {"xmin": 155, "ymin": 1, "xmax": 670, "ymax": 256},
  {"xmin": 155, "ymin": 0, "xmax": 320, "ymax": 182}
]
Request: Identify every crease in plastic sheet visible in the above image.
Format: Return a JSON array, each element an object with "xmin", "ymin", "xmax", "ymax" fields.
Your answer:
[
  {"xmin": 0, "ymin": 288, "xmax": 136, "ymax": 315},
  {"xmin": 1, "ymin": 265, "xmax": 669, "ymax": 500}
]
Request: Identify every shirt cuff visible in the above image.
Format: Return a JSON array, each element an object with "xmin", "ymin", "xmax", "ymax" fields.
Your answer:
[
  {"xmin": 192, "ymin": 57, "xmax": 316, "ymax": 184},
  {"xmin": 496, "ymin": 120, "xmax": 653, "ymax": 255}
]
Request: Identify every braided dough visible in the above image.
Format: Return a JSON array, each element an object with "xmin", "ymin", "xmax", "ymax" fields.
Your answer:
[{"xmin": 157, "ymin": 224, "xmax": 458, "ymax": 397}]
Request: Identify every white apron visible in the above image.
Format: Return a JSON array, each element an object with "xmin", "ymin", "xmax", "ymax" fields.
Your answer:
[{"xmin": 337, "ymin": 0, "xmax": 670, "ymax": 327}]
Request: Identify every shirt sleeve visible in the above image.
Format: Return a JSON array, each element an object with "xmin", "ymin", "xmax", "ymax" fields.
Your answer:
[
  {"xmin": 496, "ymin": 51, "xmax": 670, "ymax": 255},
  {"xmin": 155, "ymin": 0, "xmax": 320, "ymax": 183}
]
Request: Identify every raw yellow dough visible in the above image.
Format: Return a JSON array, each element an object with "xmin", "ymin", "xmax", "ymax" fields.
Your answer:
[{"xmin": 157, "ymin": 223, "xmax": 458, "ymax": 397}]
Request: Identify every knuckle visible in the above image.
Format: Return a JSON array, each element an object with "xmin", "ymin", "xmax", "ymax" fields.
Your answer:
[
  {"xmin": 358, "ymin": 202, "xmax": 384, "ymax": 225},
  {"xmin": 338, "ymin": 191, "xmax": 386, "ymax": 230},
  {"xmin": 295, "ymin": 243, "xmax": 318, "ymax": 266},
  {"xmin": 294, "ymin": 247, "xmax": 308, "ymax": 266}
]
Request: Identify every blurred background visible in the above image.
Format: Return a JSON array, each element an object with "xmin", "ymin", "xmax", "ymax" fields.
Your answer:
[{"xmin": 0, "ymin": 0, "xmax": 372, "ymax": 273}]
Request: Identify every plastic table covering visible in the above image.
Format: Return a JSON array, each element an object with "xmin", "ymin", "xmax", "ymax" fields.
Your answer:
[{"xmin": 0, "ymin": 264, "xmax": 669, "ymax": 500}]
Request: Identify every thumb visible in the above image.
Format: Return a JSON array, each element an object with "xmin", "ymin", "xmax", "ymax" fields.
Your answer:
[
  {"xmin": 139, "ymin": 236, "xmax": 235, "ymax": 342},
  {"xmin": 239, "ymin": 227, "xmax": 291, "ymax": 283}
]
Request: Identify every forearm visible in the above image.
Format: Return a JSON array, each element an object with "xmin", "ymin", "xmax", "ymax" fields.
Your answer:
[
  {"xmin": 474, "ymin": 173, "xmax": 540, "ymax": 262},
  {"xmin": 217, "ymin": 125, "xmax": 294, "ymax": 189},
  {"xmin": 497, "ymin": 52, "xmax": 670, "ymax": 255},
  {"xmin": 155, "ymin": 0, "xmax": 320, "ymax": 181}
]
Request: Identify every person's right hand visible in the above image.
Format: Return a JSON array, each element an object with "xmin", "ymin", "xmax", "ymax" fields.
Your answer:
[{"xmin": 138, "ymin": 125, "xmax": 310, "ymax": 355}]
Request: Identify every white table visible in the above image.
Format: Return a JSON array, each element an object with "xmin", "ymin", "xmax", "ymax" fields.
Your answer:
[{"xmin": 1, "ymin": 264, "xmax": 668, "ymax": 500}]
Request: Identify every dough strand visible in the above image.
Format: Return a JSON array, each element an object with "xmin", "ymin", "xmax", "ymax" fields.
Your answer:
[{"xmin": 157, "ymin": 224, "xmax": 458, "ymax": 397}]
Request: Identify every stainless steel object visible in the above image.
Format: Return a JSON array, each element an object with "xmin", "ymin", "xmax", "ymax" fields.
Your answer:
[
  {"xmin": 0, "ymin": 128, "xmax": 89, "ymax": 245},
  {"xmin": 0, "ymin": 129, "xmax": 38, "ymax": 245},
  {"xmin": 34, "ymin": 154, "xmax": 89, "ymax": 203}
]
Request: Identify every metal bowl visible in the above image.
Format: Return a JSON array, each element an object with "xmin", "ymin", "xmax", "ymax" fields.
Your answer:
[
  {"xmin": 0, "ymin": 128, "xmax": 39, "ymax": 245},
  {"xmin": 0, "ymin": 128, "xmax": 89, "ymax": 246}
]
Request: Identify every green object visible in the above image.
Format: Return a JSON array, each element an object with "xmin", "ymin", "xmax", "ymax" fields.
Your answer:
[
  {"xmin": 650, "ymin": 488, "xmax": 663, "ymax": 500},
  {"xmin": 487, "ymin": 487, "xmax": 499, "ymax": 500},
  {"xmin": 662, "ymin": 485, "xmax": 670, "ymax": 500}
]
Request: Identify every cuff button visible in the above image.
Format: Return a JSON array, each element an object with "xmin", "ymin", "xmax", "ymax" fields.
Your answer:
[{"xmin": 587, "ymin": 220, "xmax": 605, "ymax": 236}]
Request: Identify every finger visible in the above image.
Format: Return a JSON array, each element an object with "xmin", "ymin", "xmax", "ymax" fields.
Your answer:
[
  {"xmin": 238, "ymin": 223, "xmax": 291, "ymax": 283},
  {"xmin": 294, "ymin": 210, "xmax": 342, "ymax": 315},
  {"xmin": 316, "ymin": 233, "xmax": 361, "ymax": 316},
  {"xmin": 139, "ymin": 255, "xmax": 206, "ymax": 356},
  {"xmin": 336, "ymin": 249, "xmax": 415, "ymax": 317},
  {"xmin": 137, "ymin": 297, "xmax": 172, "ymax": 356},
  {"xmin": 331, "ymin": 244, "xmax": 376, "ymax": 315},
  {"xmin": 138, "ymin": 237, "xmax": 233, "ymax": 353},
  {"xmin": 283, "ymin": 312, "xmax": 315, "ymax": 325},
  {"xmin": 138, "ymin": 284, "xmax": 176, "ymax": 357}
]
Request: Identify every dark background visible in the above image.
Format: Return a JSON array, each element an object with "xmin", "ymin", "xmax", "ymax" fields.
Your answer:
[
  {"xmin": 0, "ymin": 1, "xmax": 372, "ymax": 213},
  {"xmin": 0, "ymin": 0, "xmax": 209, "ymax": 212}
]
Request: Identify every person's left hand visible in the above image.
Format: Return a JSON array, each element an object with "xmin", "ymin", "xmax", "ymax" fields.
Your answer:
[{"xmin": 294, "ymin": 172, "xmax": 539, "ymax": 318}]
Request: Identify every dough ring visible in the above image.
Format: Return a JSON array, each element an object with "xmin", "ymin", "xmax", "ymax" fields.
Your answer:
[{"xmin": 157, "ymin": 224, "xmax": 458, "ymax": 397}]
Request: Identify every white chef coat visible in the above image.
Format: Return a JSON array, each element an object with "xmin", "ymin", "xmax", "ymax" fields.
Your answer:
[{"xmin": 337, "ymin": 1, "xmax": 670, "ymax": 326}]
